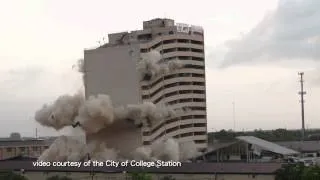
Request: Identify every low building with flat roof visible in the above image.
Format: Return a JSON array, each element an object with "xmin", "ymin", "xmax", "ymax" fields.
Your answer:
[
  {"xmin": 0, "ymin": 138, "xmax": 55, "ymax": 160},
  {"xmin": 197, "ymin": 136, "xmax": 299, "ymax": 162}
]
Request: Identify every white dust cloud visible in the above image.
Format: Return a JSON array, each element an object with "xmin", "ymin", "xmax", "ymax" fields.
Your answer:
[
  {"xmin": 35, "ymin": 93, "xmax": 84, "ymax": 130},
  {"xmin": 132, "ymin": 139, "xmax": 201, "ymax": 162},
  {"xmin": 137, "ymin": 50, "xmax": 184, "ymax": 81},
  {"xmin": 75, "ymin": 94, "xmax": 115, "ymax": 134},
  {"xmin": 38, "ymin": 135, "xmax": 87, "ymax": 162}
]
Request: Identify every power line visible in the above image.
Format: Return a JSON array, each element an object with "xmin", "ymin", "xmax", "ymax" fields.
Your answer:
[{"xmin": 298, "ymin": 72, "xmax": 306, "ymax": 141}]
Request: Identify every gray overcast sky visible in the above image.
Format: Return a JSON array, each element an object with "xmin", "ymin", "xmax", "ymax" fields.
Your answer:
[{"xmin": 0, "ymin": 0, "xmax": 319, "ymax": 137}]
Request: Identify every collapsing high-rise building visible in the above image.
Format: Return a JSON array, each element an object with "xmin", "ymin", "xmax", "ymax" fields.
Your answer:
[{"xmin": 84, "ymin": 18, "xmax": 207, "ymax": 154}]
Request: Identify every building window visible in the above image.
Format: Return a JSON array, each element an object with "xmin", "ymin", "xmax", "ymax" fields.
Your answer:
[
  {"xmin": 140, "ymin": 48, "xmax": 148, "ymax": 53},
  {"xmin": 177, "ymin": 39, "xmax": 189, "ymax": 43},
  {"xmin": 193, "ymin": 90, "xmax": 205, "ymax": 94},
  {"xmin": 169, "ymin": 31, "xmax": 174, "ymax": 34},
  {"xmin": 173, "ymin": 135, "xmax": 180, "ymax": 138},
  {"xmin": 194, "ymin": 123, "xmax": 206, "ymax": 127},
  {"xmin": 191, "ymin": 40, "xmax": 203, "ymax": 45},
  {"xmin": 194, "ymin": 140, "xmax": 206, "ymax": 144},
  {"xmin": 166, "ymin": 126, "xmax": 179, "ymax": 134},
  {"xmin": 180, "ymin": 132, "xmax": 193, "ymax": 138},
  {"xmin": 163, "ymin": 39, "xmax": 175, "ymax": 44},
  {"xmin": 142, "ymin": 132, "xmax": 150, "ymax": 136},
  {"xmin": 19, "ymin": 147, "xmax": 25, "ymax": 152},
  {"xmin": 194, "ymin": 131, "xmax": 206, "ymax": 136},
  {"xmin": 181, "ymin": 115, "xmax": 193, "ymax": 120},
  {"xmin": 194, "ymin": 115, "xmax": 206, "ymax": 119},
  {"xmin": 192, "ymin": 57, "xmax": 204, "ymax": 61},
  {"xmin": 177, "ymin": 47, "xmax": 189, "ymax": 52},
  {"xmin": 6, "ymin": 148, "xmax": 12, "ymax": 152},
  {"xmin": 184, "ymin": 64, "xmax": 205, "ymax": 70},
  {"xmin": 191, "ymin": 48, "xmax": 203, "ymax": 53},
  {"xmin": 193, "ymin": 82, "xmax": 205, "ymax": 86},
  {"xmin": 180, "ymin": 124, "xmax": 193, "ymax": 129},
  {"xmin": 166, "ymin": 118, "xmax": 179, "ymax": 124},
  {"xmin": 193, "ymin": 98, "xmax": 205, "ymax": 102},
  {"xmin": 143, "ymin": 141, "xmax": 151, "ymax": 145}
]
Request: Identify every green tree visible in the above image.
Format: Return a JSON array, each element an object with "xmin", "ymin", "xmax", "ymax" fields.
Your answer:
[
  {"xmin": 302, "ymin": 166, "xmax": 320, "ymax": 180},
  {"xmin": 275, "ymin": 164, "xmax": 320, "ymax": 180},
  {"xmin": 46, "ymin": 175, "xmax": 73, "ymax": 180},
  {"xmin": 0, "ymin": 171, "xmax": 28, "ymax": 180},
  {"xmin": 275, "ymin": 164, "xmax": 304, "ymax": 180},
  {"xmin": 160, "ymin": 175, "xmax": 176, "ymax": 180},
  {"xmin": 130, "ymin": 172, "xmax": 152, "ymax": 180}
]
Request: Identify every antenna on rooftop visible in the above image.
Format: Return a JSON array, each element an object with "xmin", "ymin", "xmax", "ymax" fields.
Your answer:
[
  {"xmin": 232, "ymin": 99, "xmax": 236, "ymax": 132},
  {"xmin": 35, "ymin": 128, "xmax": 38, "ymax": 139},
  {"xmin": 298, "ymin": 72, "xmax": 306, "ymax": 141}
]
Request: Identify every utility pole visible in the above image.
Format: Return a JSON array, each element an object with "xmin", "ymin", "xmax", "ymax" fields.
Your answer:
[
  {"xmin": 298, "ymin": 72, "xmax": 306, "ymax": 141},
  {"xmin": 232, "ymin": 100, "xmax": 236, "ymax": 131}
]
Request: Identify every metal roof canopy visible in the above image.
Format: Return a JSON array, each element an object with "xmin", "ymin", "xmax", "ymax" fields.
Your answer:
[{"xmin": 237, "ymin": 136, "xmax": 299, "ymax": 155}]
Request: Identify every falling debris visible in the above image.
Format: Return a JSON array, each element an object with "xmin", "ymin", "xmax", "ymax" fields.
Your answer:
[
  {"xmin": 75, "ymin": 94, "xmax": 115, "ymax": 134},
  {"xmin": 35, "ymin": 93, "xmax": 84, "ymax": 130},
  {"xmin": 137, "ymin": 51, "xmax": 184, "ymax": 81}
]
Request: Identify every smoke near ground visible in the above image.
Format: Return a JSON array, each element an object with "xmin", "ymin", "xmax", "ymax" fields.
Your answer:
[
  {"xmin": 132, "ymin": 139, "xmax": 201, "ymax": 161},
  {"xmin": 137, "ymin": 50, "xmax": 184, "ymax": 81},
  {"xmin": 39, "ymin": 135, "xmax": 200, "ymax": 162},
  {"xmin": 35, "ymin": 93, "xmax": 198, "ymax": 161},
  {"xmin": 38, "ymin": 135, "xmax": 87, "ymax": 162}
]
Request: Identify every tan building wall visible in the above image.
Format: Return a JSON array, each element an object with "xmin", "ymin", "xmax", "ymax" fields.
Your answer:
[
  {"xmin": 17, "ymin": 171, "xmax": 276, "ymax": 180},
  {"xmin": 84, "ymin": 44, "xmax": 142, "ymax": 106}
]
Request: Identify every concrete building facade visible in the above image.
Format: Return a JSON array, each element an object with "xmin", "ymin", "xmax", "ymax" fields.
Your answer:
[{"xmin": 84, "ymin": 18, "xmax": 207, "ymax": 152}]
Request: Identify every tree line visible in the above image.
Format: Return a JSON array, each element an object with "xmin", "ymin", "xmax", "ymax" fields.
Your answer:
[
  {"xmin": 275, "ymin": 164, "xmax": 320, "ymax": 180},
  {"xmin": 208, "ymin": 128, "xmax": 320, "ymax": 143}
]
